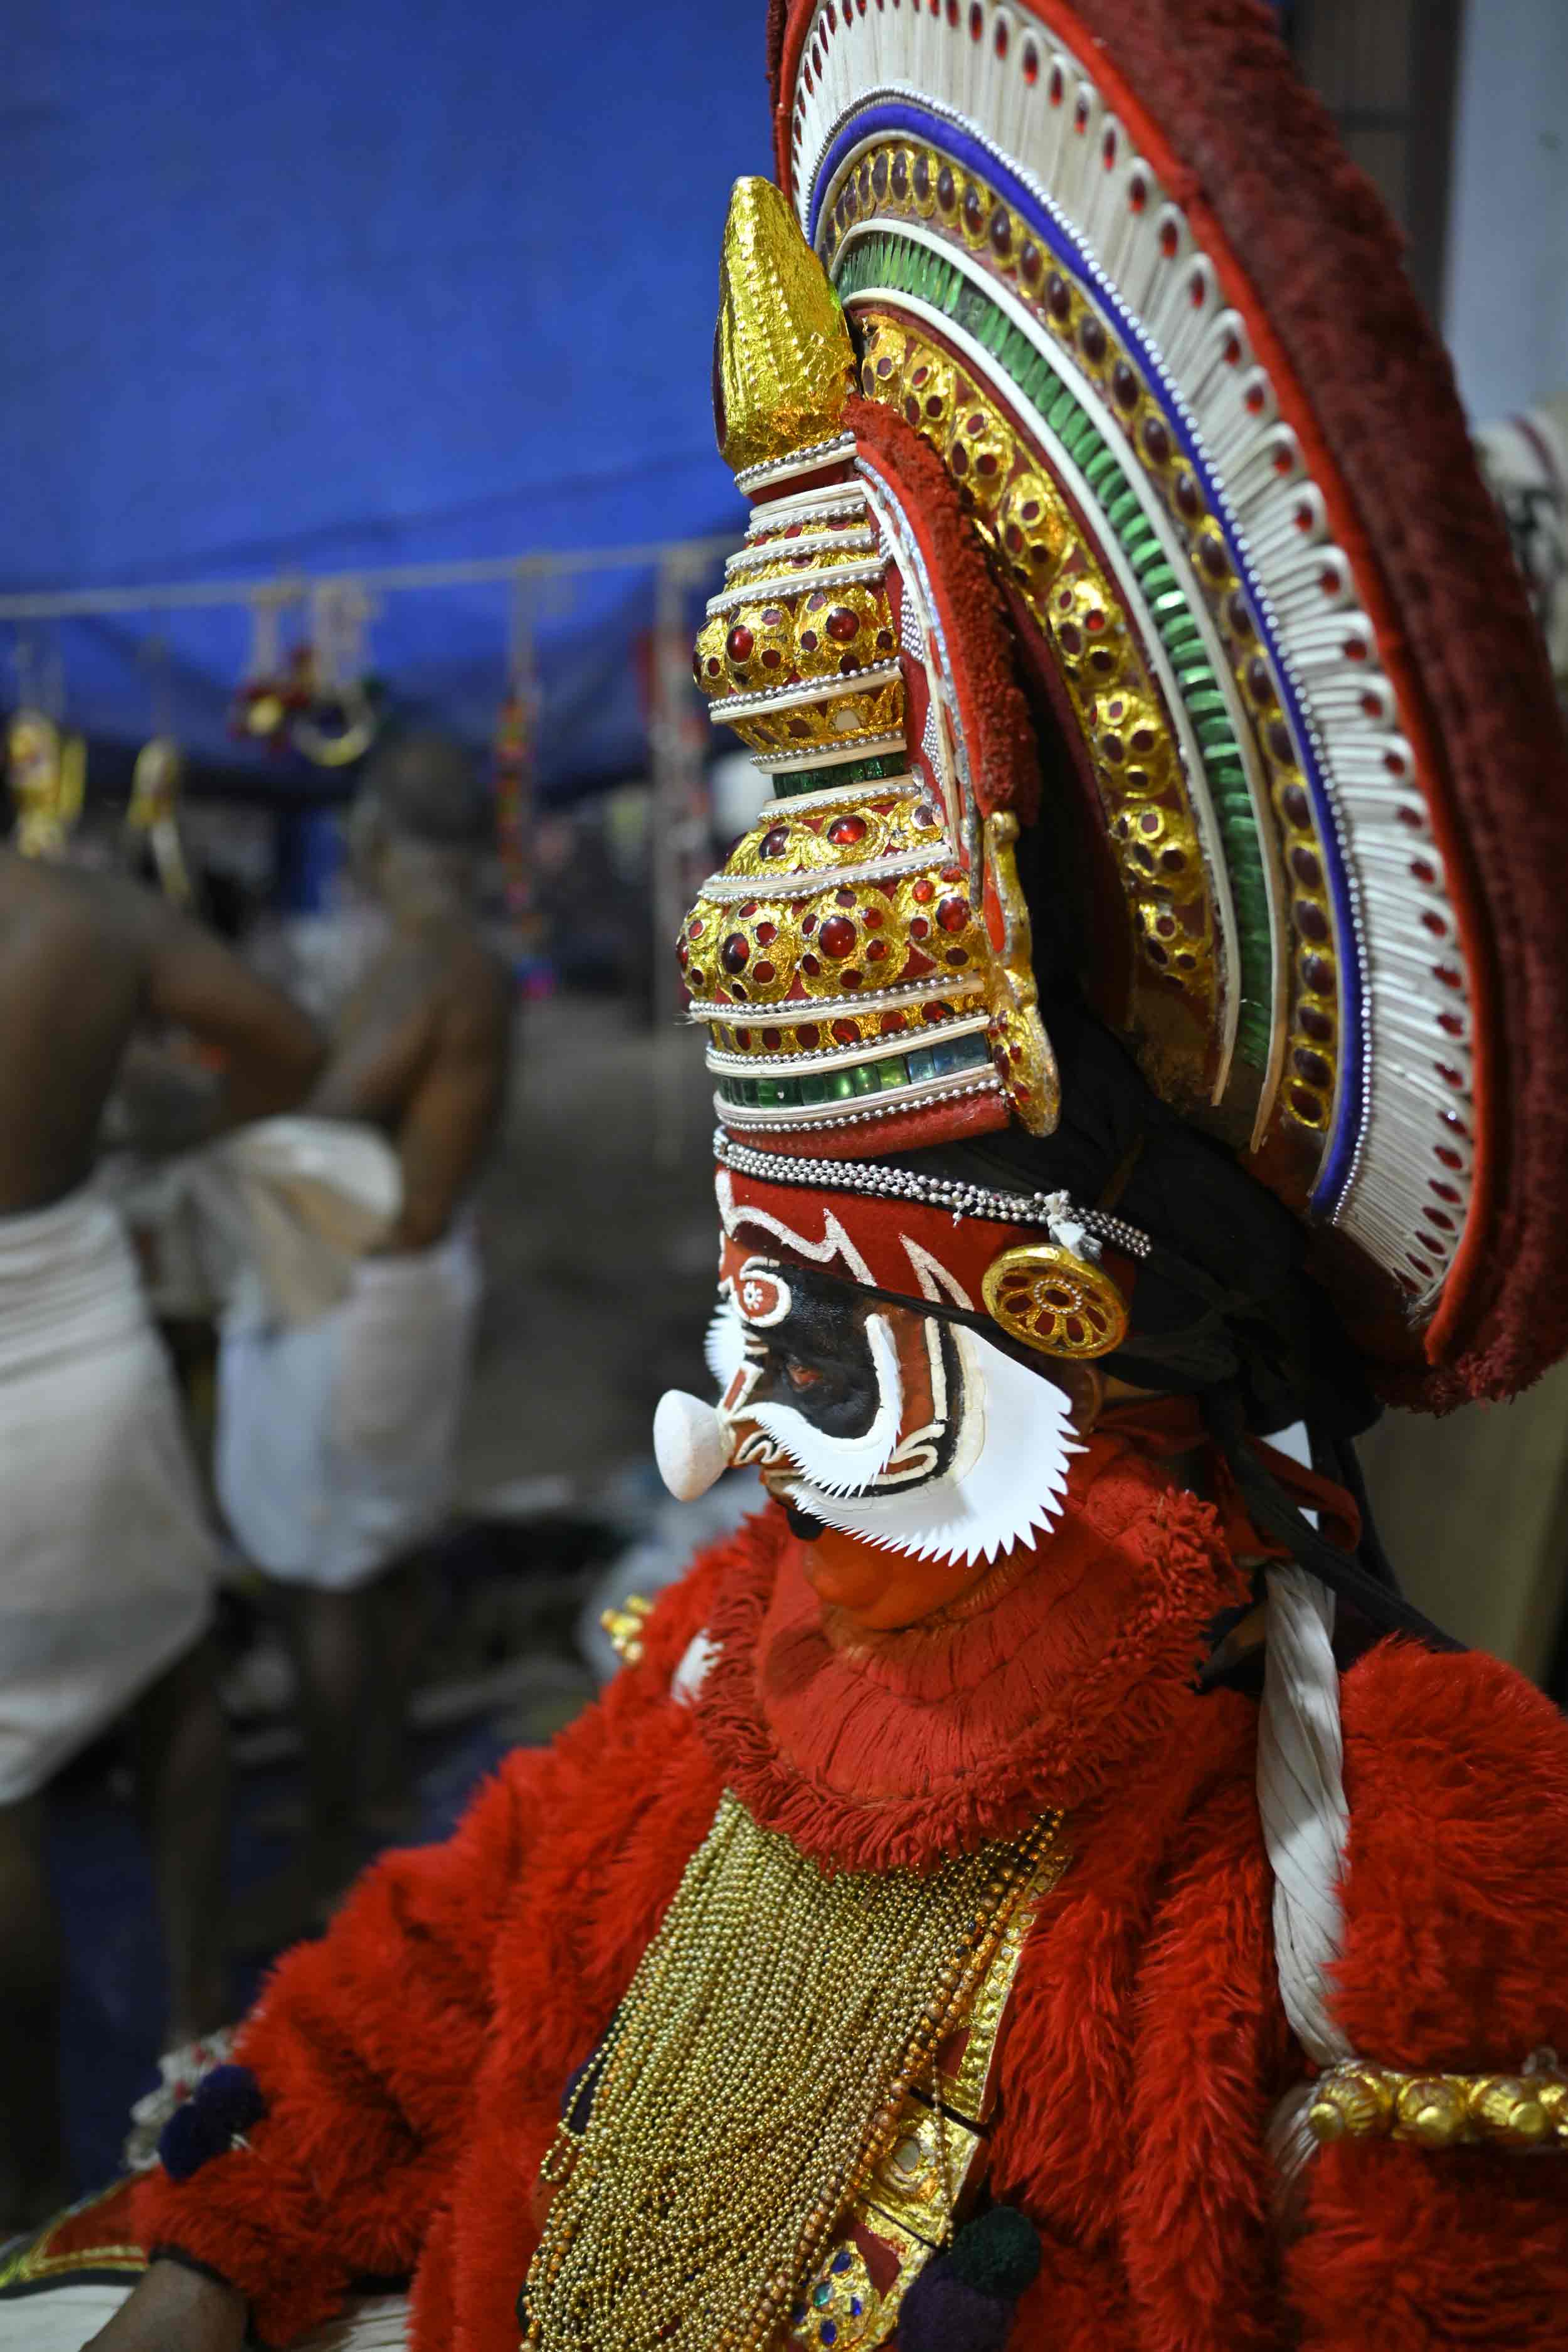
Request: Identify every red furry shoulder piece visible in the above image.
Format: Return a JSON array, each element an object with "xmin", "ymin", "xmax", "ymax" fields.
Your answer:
[{"xmin": 1332, "ymin": 1640, "xmax": 1568, "ymax": 2072}]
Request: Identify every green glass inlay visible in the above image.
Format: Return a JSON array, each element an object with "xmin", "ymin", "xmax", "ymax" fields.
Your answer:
[
  {"xmin": 851, "ymin": 1063, "xmax": 879, "ymax": 1097},
  {"xmin": 835, "ymin": 223, "xmax": 1276, "ymax": 1071},
  {"xmin": 877, "ymin": 1053, "xmax": 909, "ymax": 1089},
  {"xmin": 829, "ymin": 1069, "xmax": 857, "ymax": 1101},
  {"xmin": 770, "ymin": 750, "xmax": 906, "ymax": 800}
]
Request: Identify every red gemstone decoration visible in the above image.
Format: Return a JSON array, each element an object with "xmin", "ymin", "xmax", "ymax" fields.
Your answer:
[
  {"xmin": 720, "ymin": 934, "xmax": 750, "ymax": 973},
  {"xmin": 758, "ymin": 826, "xmax": 790, "ymax": 859},
  {"xmin": 1049, "ymin": 61, "xmax": 1063, "ymax": 103},
  {"xmin": 687, "ymin": 921, "xmax": 702, "ymax": 941},
  {"xmin": 1301, "ymin": 953, "xmax": 1335, "ymax": 995},
  {"xmin": 994, "ymin": 16, "xmax": 1007, "ymax": 56},
  {"xmin": 923, "ymin": 1000, "xmax": 954, "ymax": 1020},
  {"xmin": 1102, "ymin": 127, "xmax": 1116, "ymax": 169},
  {"xmin": 795, "ymin": 1024, "xmax": 820, "ymax": 1049},
  {"xmin": 825, "ymin": 606, "xmax": 860, "ymax": 645},
  {"xmin": 842, "ymin": 970, "xmax": 864, "ymax": 988},
  {"xmin": 1421, "ymin": 910, "xmax": 1448, "ymax": 939},
  {"xmin": 1290, "ymin": 846, "xmax": 1322, "ymax": 889},
  {"xmin": 909, "ymin": 918, "xmax": 930, "ymax": 939},
  {"xmin": 832, "ymin": 1019, "xmax": 859, "ymax": 1045},
  {"xmin": 755, "ymin": 921, "xmax": 777, "ymax": 945},
  {"xmin": 1288, "ymin": 1084, "xmax": 1322, "ymax": 1120},
  {"xmin": 762, "ymin": 1027, "xmax": 781, "ymax": 1049},
  {"xmin": 945, "ymin": 948, "xmax": 969, "ymax": 966},
  {"xmin": 827, "ymin": 813, "xmax": 868, "ymax": 845},
  {"xmin": 1295, "ymin": 901, "xmax": 1330, "ymax": 943},
  {"xmin": 753, "ymin": 961, "xmax": 776, "ymax": 983},
  {"xmin": 734, "ymin": 1029, "xmax": 751, "ymax": 1048},
  {"xmin": 820, "ymin": 915, "xmax": 858, "ymax": 958},
  {"xmin": 867, "ymin": 940, "xmax": 889, "ymax": 961},
  {"xmin": 1159, "ymin": 218, "xmax": 1179, "ymax": 258},
  {"xmin": 1293, "ymin": 1048, "xmax": 1333, "ymax": 1089},
  {"xmin": 1433, "ymin": 963, "xmax": 1461, "ymax": 990},
  {"xmin": 1023, "ymin": 40, "xmax": 1039, "ymax": 83},
  {"xmin": 802, "ymin": 954, "xmax": 822, "ymax": 977},
  {"xmin": 835, "ymin": 886, "xmax": 857, "ymax": 908},
  {"xmin": 912, "ymin": 879, "xmax": 935, "ymax": 903},
  {"xmin": 881, "ymin": 1010, "xmax": 908, "ymax": 1034},
  {"xmin": 863, "ymin": 906, "xmax": 884, "ymax": 928},
  {"xmin": 936, "ymin": 895, "xmax": 968, "ymax": 933}
]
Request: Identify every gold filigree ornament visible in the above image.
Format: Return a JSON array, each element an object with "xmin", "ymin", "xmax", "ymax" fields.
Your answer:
[
  {"xmin": 1308, "ymin": 2052, "xmax": 1568, "ymax": 2154},
  {"xmin": 982, "ymin": 1241, "xmax": 1130, "ymax": 1360}
]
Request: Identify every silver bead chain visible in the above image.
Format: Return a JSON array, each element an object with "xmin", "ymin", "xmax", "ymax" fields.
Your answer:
[{"xmin": 712, "ymin": 1128, "xmax": 1153, "ymax": 1258}]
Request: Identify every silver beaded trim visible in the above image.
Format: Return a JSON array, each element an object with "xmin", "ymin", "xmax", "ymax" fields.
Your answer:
[
  {"xmin": 725, "ymin": 526, "xmax": 877, "ymax": 575},
  {"xmin": 706, "ymin": 658, "xmax": 901, "ymax": 723},
  {"xmin": 749, "ymin": 733, "xmax": 907, "ymax": 774},
  {"xmin": 714, "ymin": 1068, "xmax": 1002, "ymax": 1131},
  {"xmin": 695, "ymin": 845, "xmax": 946, "ymax": 903},
  {"xmin": 705, "ymin": 556, "xmax": 887, "ymax": 620},
  {"xmin": 745, "ymin": 490, "xmax": 868, "ymax": 537},
  {"xmin": 712, "ymin": 1128, "xmax": 1153, "ymax": 1256},
  {"xmin": 734, "ymin": 432, "xmax": 858, "ymax": 493},
  {"xmin": 685, "ymin": 973, "xmax": 987, "ymax": 1025},
  {"xmin": 758, "ymin": 773, "xmax": 919, "ymax": 818},
  {"xmin": 706, "ymin": 1009, "xmax": 992, "ymax": 1079}
]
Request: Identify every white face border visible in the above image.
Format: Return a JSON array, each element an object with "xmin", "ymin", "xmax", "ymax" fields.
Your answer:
[{"xmin": 707, "ymin": 1177, "xmax": 1084, "ymax": 1569}]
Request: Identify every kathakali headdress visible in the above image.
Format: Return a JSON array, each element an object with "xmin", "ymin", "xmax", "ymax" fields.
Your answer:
[{"xmin": 673, "ymin": 0, "xmax": 1568, "ymax": 1449}]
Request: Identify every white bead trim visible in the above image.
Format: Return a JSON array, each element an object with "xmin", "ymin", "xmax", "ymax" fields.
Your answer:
[
  {"xmin": 726, "ymin": 526, "xmax": 877, "ymax": 574},
  {"xmin": 744, "ymin": 487, "xmax": 869, "ymax": 536},
  {"xmin": 705, "ymin": 556, "xmax": 889, "ymax": 619},
  {"xmin": 706, "ymin": 1009, "xmax": 993, "ymax": 1079},
  {"xmin": 734, "ymin": 432, "xmax": 858, "ymax": 493},
  {"xmin": 686, "ymin": 973, "xmax": 986, "ymax": 1026},
  {"xmin": 759, "ymin": 773, "xmax": 919, "ymax": 817},
  {"xmin": 747, "ymin": 733, "xmax": 908, "ymax": 775},
  {"xmin": 706, "ymin": 657, "xmax": 902, "ymax": 724},
  {"xmin": 696, "ymin": 844, "xmax": 948, "ymax": 903},
  {"xmin": 714, "ymin": 1068, "xmax": 1003, "ymax": 1131}
]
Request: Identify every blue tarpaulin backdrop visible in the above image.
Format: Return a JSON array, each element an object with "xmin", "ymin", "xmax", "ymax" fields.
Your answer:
[{"xmin": 0, "ymin": 0, "xmax": 765, "ymax": 790}]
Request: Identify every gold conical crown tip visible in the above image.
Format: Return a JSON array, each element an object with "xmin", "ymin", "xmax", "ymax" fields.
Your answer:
[{"xmin": 713, "ymin": 177, "xmax": 856, "ymax": 476}]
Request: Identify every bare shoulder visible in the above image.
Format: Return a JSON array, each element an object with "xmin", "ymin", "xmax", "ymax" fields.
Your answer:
[
  {"xmin": 437, "ymin": 931, "xmax": 514, "ymax": 1042},
  {"xmin": 0, "ymin": 854, "xmax": 150, "ymax": 967}
]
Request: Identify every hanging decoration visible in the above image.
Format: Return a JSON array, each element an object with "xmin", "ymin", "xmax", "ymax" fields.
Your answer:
[
  {"xmin": 7, "ymin": 709, "xmax": 85, "ymax": 859},
  {"xmin": 229, "ymin": 583, "xmax": 380, "ymax": 768},
  {"xmin": 125, "ymin": 736, "xmax": 195, "ymax": 905}
]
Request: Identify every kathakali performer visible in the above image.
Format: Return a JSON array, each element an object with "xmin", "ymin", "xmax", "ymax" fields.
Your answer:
[{"xmin": 13, "ymin": 2, "xmax": 1568, "ymax": 2346}]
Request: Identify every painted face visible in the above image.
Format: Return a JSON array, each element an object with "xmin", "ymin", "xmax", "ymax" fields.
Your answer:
[{"xmin": 652, "ymin": 1175, "xmax": 1085, "ymax": 1577}]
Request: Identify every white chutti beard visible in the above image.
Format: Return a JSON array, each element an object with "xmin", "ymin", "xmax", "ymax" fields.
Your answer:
[{"xmin": 787, "ymin": 1326, "xmax": 1085, "ymax": 1569}]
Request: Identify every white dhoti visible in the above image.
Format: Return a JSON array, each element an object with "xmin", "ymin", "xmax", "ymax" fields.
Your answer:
[
  {"xmin": 216, "ymin": 1221, "xmax": 481, "ymax": 1590},
  {"xmin": 0, "ymin": 1190, "xmax": 220, "ymax": 1805},
  {"xmin": 0, "ymin": 2276, "xmax": 408, "ymax": 2350}
]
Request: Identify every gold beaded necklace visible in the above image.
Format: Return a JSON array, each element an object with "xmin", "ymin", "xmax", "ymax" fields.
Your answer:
[{"xmin": 522, "ymin": 1791, "xmax": 1062, "ymax": 2352}]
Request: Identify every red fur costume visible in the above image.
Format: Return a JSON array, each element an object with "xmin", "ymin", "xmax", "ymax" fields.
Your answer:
[{"xmin": 132, "ymin": 1422, "xmax": 1568, "ymax": 2349}]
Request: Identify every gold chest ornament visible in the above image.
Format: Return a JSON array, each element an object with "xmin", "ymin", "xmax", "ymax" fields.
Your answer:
[{"xmin": 522, "ymin": 1793, "xmax": 1067, "ymax": 2351}]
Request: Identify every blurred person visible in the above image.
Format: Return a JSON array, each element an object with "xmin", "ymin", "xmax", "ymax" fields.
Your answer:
[
  {"xmin": 216, "ymin": 734, "xmax": 511, "ymax": 1922},
  {"xmin": 0, "ymin": 846, "xmax": 323, "ymax": 2235}
]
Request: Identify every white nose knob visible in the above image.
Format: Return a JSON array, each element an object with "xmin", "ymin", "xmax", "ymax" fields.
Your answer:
[{"xmin": 653, "ymin": 1389, "xmax": 730, "ymax": 1502}]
